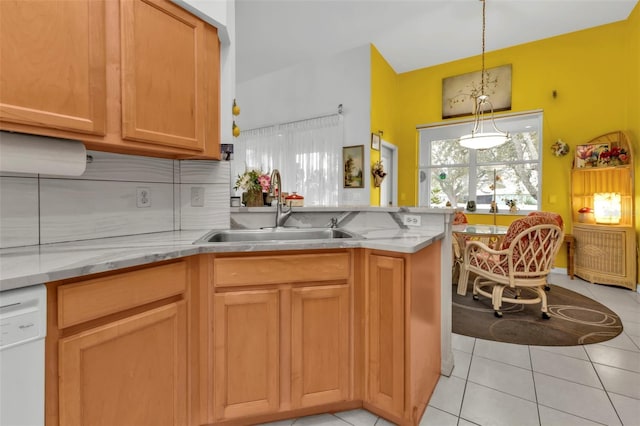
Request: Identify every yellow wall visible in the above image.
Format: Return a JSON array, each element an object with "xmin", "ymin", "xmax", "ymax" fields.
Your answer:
[
  {"xmin": 372, "ymin": 14, "xmax": 638, "ymax": 269},
  {"xmin": 625, "ymin": 1, "xmax": 639, "ymax": 280},
  {"xmin": 370, "ymin": 45, "xmax": 400, "ymax": 205}
]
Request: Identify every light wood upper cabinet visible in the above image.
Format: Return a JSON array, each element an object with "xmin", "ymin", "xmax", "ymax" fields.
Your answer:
[
  {"xmin": 120, "ymin": 0, "xmax": 215, "ymax": 152},
  {"xmin": 0, "ymin": 0, "xmax": 107, "ymax": 135},
  {"xmin": 0, "ymin": 0, "xmax": 220, "ymax": 159}
]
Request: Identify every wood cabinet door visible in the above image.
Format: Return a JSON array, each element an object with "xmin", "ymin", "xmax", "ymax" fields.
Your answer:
[
  {"xmin": 367, "ymin": 254, "xmax": 405, "ymax": 417},
  {"xmin": 213, "ymin": 290, "xmax": 280, "ymax": 420},
  {"xmin": 0, "ymin": 0, "xmax": 106, "ymax": 134},
  {"xmin": 58, "ymin": 301, "xmax": 187, "ymax": 426},
  {"xmin": 291, "ymin": 285, "xmax": 350, "ymax": 408},
  {"xmin": 120, "ymin": 0, "xmax": 212, "ymax": 152}
]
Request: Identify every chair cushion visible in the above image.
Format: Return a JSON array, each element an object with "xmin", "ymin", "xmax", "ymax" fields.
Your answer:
[
  {"xmin": 453, "ymin": 211, "xmax": 468, "ymax": 224},
  {"xmin": 527, "ymin": 211, "xmax": 563, "ymax": 230},
  {"xmin": 501, "ymin": 215, "xmax": 560, "ymax": 250}
]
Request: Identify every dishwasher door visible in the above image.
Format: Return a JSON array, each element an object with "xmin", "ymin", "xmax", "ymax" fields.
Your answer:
[{"xmin": 0, "ymin": 284, "xmax": 47, "ymax": 426}]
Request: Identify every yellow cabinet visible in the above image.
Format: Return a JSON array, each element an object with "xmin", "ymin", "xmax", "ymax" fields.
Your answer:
[
  {"xmin": 1, "ymin": 0, "xmax": 220, "ymax": 159},
  {"xmin": 570, "ymin": 131, "xmax": 636, "ymax": 290},
  {"xmin": 46, "ymin": 259, "xmax": 197, "ymax": 426}
]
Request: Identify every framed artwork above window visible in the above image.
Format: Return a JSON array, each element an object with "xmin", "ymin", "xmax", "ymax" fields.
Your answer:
[{"xmin": 442, "ymin": 64, "xmax": 512, "ymax": 119}]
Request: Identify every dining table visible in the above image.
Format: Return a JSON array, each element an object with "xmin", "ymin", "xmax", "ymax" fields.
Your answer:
[{"xmin": 452, "ymin": 224, "xmax": 509, "ymax": 296}]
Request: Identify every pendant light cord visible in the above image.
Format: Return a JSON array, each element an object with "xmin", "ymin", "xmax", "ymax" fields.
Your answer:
[{"xmin": 481, "ymin": 0, "xmax": 486, "ymax": 97}]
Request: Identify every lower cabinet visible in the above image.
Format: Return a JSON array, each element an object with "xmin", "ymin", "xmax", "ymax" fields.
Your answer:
[
  {"xmin": 46, "ymin": 259, "xmax": 197, "ymax": 426},
  {"xmin": 291, "ymin": 285, "xmax": 350, "ymax": 408},
  {"xmin": 210, "ymin": 251, "xmax": 352, "ymax": 423},
  {"xmin": 59, "ymin": 302, "xmax": 187, "ymax": 425},
  {"xmin": 573, "ymin": 223, "xmax": 636, "ymax": 290},
  {"xmin": 367, "ymin": 254, "xmax": 405, "ymax": 417},
  {"xmin": 44, "ymin": 245, "xmax": 443, "ymax": 426},
  {"xmin": 364, "ymin": 243, "xmax": 442, "ymax": 425},
  {"xmin": 213, "ymin": 289, "xmax": 280, "ymax": 419}
]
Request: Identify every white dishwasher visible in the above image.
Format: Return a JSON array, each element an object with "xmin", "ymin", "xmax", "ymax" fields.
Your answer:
[{"xmin": 0, "ymin": 284, "xmax": 47, "ymax": 426}]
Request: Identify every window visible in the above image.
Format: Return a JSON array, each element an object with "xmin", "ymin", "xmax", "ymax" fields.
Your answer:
[
  {"xmin": 418, "ymin": 112, "xmax": 542, "ymax": 212},
  {"xmin": 231, "ymin": 114, "xmax": 343, "ymax": 206}
]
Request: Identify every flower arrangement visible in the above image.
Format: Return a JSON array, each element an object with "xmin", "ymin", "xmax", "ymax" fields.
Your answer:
[
  {"xmin": 599, "ymin": 146, "xmax": 628, "ymax": 166},
  {"xmin": 371, "ymin": 160, "xmax": 387, "ymax": 188},
  {"xmin": 550, "ymin": 139, "xmax": 569, "ymax": 157},
  {"xmin": 575, "ymin": 144, "xmax": 608, "ymax": 168},
  {"xmin": 234, "ymin": 169, "xmax": 271, "ymax": 193}
]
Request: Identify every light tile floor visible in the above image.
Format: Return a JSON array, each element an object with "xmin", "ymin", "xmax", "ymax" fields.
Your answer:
[{"xmin": 260, "ymin": 274, "xmax": 640, "ymax": 426}]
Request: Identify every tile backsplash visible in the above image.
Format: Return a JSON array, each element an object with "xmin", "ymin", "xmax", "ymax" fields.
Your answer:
[{"xmin": 0, "ymin": 150, "xmax": 230, "ymax": 248}]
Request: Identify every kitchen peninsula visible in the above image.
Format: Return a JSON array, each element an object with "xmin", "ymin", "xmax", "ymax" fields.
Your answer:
[{"xmin": 0, "ymin": 207, "xmax": 454, "ymax": 426}]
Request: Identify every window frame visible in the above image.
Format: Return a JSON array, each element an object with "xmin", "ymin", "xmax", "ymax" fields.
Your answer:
[{"xmin": 418, "ymin": 111, "xmax": 543, "ymax": 212}]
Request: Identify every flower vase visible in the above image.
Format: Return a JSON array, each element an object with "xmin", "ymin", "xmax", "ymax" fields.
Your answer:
[
  {"xmin": 242, "ymin": 189, "xmax": 263, "ymax": 207},
  {"xmin": 509, "ymin": 205, "xmax": 518, "ymax": 214}
]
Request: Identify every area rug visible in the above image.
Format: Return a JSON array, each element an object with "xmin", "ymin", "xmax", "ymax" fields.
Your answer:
[{"xmin": 453, "ymin": 284, "xmax": 623, "ymax": 346}]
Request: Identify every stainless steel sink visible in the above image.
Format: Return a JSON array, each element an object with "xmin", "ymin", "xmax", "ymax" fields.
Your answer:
[{"xmin": 194, "ymin": 227, "xmax": 359, "ymax": 243}]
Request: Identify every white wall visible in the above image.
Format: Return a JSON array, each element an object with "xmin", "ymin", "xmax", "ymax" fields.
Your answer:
[
  {"xmin": 237, "ymin": 44, "xmax": 372, "ymax": 206},
  {"xmin": 0, "ymin": 151, "xmax": 230, "ymax": 248}
]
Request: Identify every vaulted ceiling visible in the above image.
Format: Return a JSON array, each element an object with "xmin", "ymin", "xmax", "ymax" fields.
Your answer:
[{"xmin": 235, "ymin": 0, "xmax": 637, "ymax": 84}]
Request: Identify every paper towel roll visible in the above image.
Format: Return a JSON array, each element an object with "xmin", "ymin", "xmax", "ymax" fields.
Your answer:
[{"xmin": 0, "ymin": 131, "xmax": 87, "ymax": 176}]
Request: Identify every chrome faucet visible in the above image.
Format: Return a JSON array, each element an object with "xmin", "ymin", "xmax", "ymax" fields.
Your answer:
[{"xmin": 270, "ymin": 169, "xmax": 292, "ymax": 227}]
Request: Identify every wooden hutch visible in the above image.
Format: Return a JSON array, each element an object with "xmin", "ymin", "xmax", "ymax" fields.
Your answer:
[{"xmin": 570, "ymin": 131, "xmax": 636, "ymax": 290}]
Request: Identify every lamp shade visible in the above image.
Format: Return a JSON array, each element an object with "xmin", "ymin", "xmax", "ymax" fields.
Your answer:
[
  {"xmin": 593, "ymin": 192, "xmax": 621, "ymax": 224},
  {"xmin": 459, "ymin": 132, "xmax": 509, "ymax": 150}
]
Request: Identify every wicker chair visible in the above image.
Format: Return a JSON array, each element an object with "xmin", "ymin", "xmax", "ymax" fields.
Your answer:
[
  {"xmin": 463, "ymin": 215, "xmax": 564, "ymax": 319},
  {"xmin": 527, "ymin": 211, "xmax": 564, "ymax": 291}
]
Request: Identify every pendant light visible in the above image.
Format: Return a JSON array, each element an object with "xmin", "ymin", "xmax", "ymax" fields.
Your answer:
[{"xmin": 459, "ymin": 0, "xmax": 510, "ymax": 150}]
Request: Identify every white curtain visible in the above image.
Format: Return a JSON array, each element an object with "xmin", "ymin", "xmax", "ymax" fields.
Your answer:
[{"xmin": 231, "ymin": 114, "xmax": 343, "ymax": 206}]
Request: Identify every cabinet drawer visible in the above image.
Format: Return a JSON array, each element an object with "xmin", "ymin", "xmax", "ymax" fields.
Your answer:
[
  {"xmin": 58, "ymin": 261, "xmax": 188, "ymax": 328},
  {"xmin": 214, "ymin": 252, "xmax": 350, "ymax": 287}
]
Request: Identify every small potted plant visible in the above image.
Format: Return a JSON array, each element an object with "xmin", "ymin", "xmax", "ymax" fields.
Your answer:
[
  {"xmin": 504, "ymin": 199, "xmax": 518, "ymax": 213},
  {"xmin": 234, "ymin": 168, "xmax": 271, "ymax": 206}
]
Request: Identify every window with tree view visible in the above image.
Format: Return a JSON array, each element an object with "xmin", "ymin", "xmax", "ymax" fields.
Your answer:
[{"xmin": 418, "ymin": 112, "xmax": 542, "ymax": 212}]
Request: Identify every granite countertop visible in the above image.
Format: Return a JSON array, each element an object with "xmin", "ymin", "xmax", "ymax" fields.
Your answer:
[{"xmin": 0, "ymin": 226, "xmax": 446, "ymax": 292}]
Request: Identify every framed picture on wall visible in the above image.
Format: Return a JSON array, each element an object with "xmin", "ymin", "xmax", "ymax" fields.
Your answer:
[
  {"xmin": 442, "ymin": 64, "xmax": 512, "ymax": 119},
  {"xmin": 343, "ymin": 145, "xmax": 364, "ymax": 188},
  {"xmin": 371, "ymin": 133, "xmax": 381, "ymax": 150}
]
